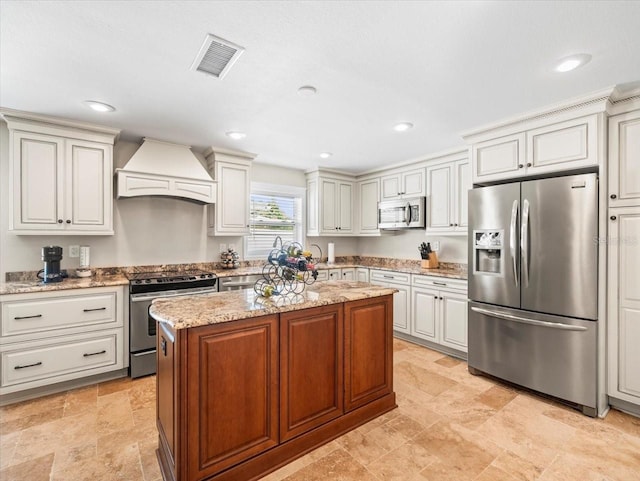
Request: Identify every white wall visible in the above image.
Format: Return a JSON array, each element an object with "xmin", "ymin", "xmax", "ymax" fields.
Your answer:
[{"xmin": 358, "ymin": 230, "xmax": 468, "ymax": 263}]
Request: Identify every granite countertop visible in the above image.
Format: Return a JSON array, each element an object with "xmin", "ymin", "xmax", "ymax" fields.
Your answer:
[
  {"xmin": 0, "ymin": 275, "xmax": 130, "ymax": 296},
  {"xmin": 150, "ymin": 280, "xmax": 398, "ymax": 330}
]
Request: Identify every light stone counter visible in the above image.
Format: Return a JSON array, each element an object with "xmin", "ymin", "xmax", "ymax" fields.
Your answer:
[
  {"xmin": 149, "ymin": 280, "xmax": 398, "ymax": 330},
  {"xmin": 0, "ymin": 275, "xmax": 129, "ymax": 296}
]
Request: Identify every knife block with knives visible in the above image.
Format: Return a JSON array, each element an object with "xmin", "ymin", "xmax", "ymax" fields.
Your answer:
[{"xmin": 419, "ymin": 242, "xmax": 439, "ymax": 269}]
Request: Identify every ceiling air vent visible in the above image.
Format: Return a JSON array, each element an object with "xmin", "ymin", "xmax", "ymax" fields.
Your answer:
[{"xmin": 191, "ymin": 34, "xmax": 244, "ymax": 79}]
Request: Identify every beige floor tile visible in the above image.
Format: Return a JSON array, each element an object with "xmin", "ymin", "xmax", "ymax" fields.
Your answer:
[
  {"xmin": 602, "ymin": 407, "xmax": 640, "ymax": 438},
  {"xmin": 475, "ymin": 385, "xmax": 518, "ymax": 411},
  {"xmin": 395, "ymin": 361, "xmax": 458, "ymax": 397},
  {"xmin": 537, "ymin": 452, "xmax": 616, "ymax": 481},
  {"xmin": 281, "ymin": 448, "xmax": 377, "ymax": 481},
  {"xmin": 366, "ymin": 440, "xmax": 437, "ymax": 480},
  {"xmin": 434, "ymin": 356, "xmax": 463, "ymax": 368},
  {"xmin": 475, "ymin": 464, "xmax": 520, "ymax": 481},
  {"xmin": 0, "ymin": 453, "xmax": 54, "ymax": 481},
  {"xmin": 97, "ymin": 376, "xmax": 135, "ymax": 397},
  {"xmin": 0, "ymin": 431, "xmax": 20, "ymax": 469},
  {"xmin": 96, "ymin": 391, "xmax": 134, "ymax": 437},
  {"xmin": 51, "ymin": 441, "xmax": 97, "ymax": 473},
  {"xmin": 138, "ymin": 438, "xmax": 162, "ymax": 481},
  {"xmin": 63, "ymin": 385, "xmax": 98, "ymax": 417},
  {"xmin": 424, "ymin": 383, "xmax": 498, "ymax": 430},
  {"xmin": 336, "ymin": 426, "xmax": 395, "ymax": 466},
  {"xmin": 396, "ymin": 397, "xmax": 442, "ymax": 429},
  {"xmin": 490, "ymin": 450, "xmax": 545, "ymax": 481},
  {"xmin": 50, "ymin": 442, "xmax": 144, "ymax": 481}
]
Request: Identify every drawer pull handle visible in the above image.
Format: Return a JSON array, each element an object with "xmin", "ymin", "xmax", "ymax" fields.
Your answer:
[
  {"xmin": 83, "ymin": 350, "xmax": 107, "ymax": 357},
  {"xmin": 83, "ymin": 307, "xmax": 107, "ymax": 312},
  {"xmin": 14, "ymin": 314, "xmax": 43, "ymax": 320},
  {"xmin": 15, "ymin": 361, "xmax": 42, "ymax": 370},
  {"xmin": 383, "ymin": 275, "xmax": 394, "ymax": 279},
  {"xmin": 433, "ymin": 281, "xmax": 447, "ymax": 286}
]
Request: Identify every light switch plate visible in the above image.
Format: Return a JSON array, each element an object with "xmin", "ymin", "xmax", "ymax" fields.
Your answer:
[{"xmin": 69, "ymin": 245, "xmax": 80, "ymax": 257}]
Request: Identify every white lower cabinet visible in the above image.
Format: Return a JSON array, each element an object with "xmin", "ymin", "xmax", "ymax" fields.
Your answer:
[
  {"xmin": 356, "ymin": 268, "xmax": 369, "ymax": 282},
  {"xmin": 0, "ymin": 286, "xmax": 126, "ymax": 397},
  {"xmin": 369, "ymin": 270, "xmax": 411, "ymax": 334},
  {"xmin": 324, "ymin": 267, "xmax": 356, "ymax": 281},
  {"xmin": 411, "ymin": 275, "xmax": 468, "ymax": 354},
  {"xmin": 608, "ymin": 207, "xmax": 640, "ymax": 406}
]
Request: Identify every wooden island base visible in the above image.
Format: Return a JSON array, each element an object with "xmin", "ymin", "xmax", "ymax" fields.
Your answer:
[{"xmin": 153, "ymin": 294, "xmax": 396, "ymax": 481}]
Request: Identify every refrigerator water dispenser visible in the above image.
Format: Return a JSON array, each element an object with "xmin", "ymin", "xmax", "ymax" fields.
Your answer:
[{"xmin": 473, "ymin": 230, "xmax": 504, "ymax": 275}]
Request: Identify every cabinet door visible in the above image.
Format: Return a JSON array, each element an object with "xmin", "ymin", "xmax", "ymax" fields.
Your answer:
[
  {"xmin": 411, "ymin": 286, "xmax": 438, "ymax": 342},
  {"xmin": 341, "ymin": 268, "xmax": 355, "ymax": 281},
  {"xmin": 337, "ymin": 181, "xmax": 353, "ymax": 232},
  {"xmin": 157, "ymin": 323, "xmax": 176, "ymax": 461},
  {"xmin": 609, "ymin": 110, "xmax": 640, "ymax": 208},
  {"xmin": 186, "ymin": 316, "xmax": 279, "ymax": 478},
  {"xmin": 216, "ymin": 161, "xmax": 250, "ymax": 235},
  {"xmin": 306, "ymin": 178, "xmax": 319, "ymax": 235},
  {"xmin": 315, "ymin": 270, "xmax": 329, "ymax": 281},
  {"xmin": 344, "ymin": 296, "xmax": 393, "ymax": 411},
  {"xmin": 391, "ymin": 283, "xmax": 410, "ymax": 334},
  {"xmin": 356, "ymin": 268, "xmax": 369, "ymax": 283},
  {"xmin": 381, "ymin": 174, "xmax": 401, "ymax": 200},
  {"xmin": 280, "ymin": 305, "xmax": 343, "ymax": 441},
  {"xmin": 11, "ymin": 131, "xmax": 65, "ymax": 231},
  {"xmin": 608, "ymin": 209, "xmax": 640, "ymax": 402},
  {"xmin": 65, "ymin": 140, "xmax": 111, "ymax": 231},
  {"xmin": 358, "ymin": 178, "xmax": 380, "ymax": 234},
  {"xmin": 328, "ymin": 269, "xmax": 341, "ymax": 280},
  {"xmin": 320, "ymin": 179, "xmax": 338, "ymax": 233},
  {"xmin": 472, "ymin": 133, "xmax": 525, "ymax": 184},
  {"xmin": 454, "ymin": 159, "xmax": 470, "ymax": 231},
  {"xmin": 440, "ymin": 291, "xmax": 468, "ymax": 352},
  {"xmin": 526, "ymin": 115, "xmax": 598, "ymax": 176},
  {"xmin": 402, "ymin": 168, "xmax": 425, "ymax": 197},
  {"xmin": 426, "ymin": 163, "xmax": 453, "ymax": 231}
]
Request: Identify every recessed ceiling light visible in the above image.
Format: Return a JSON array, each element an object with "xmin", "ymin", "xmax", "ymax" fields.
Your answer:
[
  {"xmin": 394, "ymin": 122, "xmax": 413, "ymax": 132},
  {"xmin": 320, "ymin": 152, "xmax": 332, "ymax": 159},
  {"xmin": 84, "ymin": 100, "xmax": 115, "ymax": 112},
  {"xmin": 554, "ymin": 54, "xmax": 592, "ymax": 73},
  {"xmin": 297, "ymin": 85, "xmax": 317, "ymax": 96},
  {"xmin": 225, "ymin": 131, "xmax": 246, "ymax": 140}
]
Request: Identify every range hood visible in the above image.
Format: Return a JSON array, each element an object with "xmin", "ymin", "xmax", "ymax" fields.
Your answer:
[{"xmin": 116, "ymin": 138, "xmax": 216, "ymax": 203}]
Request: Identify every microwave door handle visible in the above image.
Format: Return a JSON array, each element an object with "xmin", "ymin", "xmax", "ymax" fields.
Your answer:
[
  {"xmin": 521, "ymin": 198, "xmax": 530, "ymax": 287},
  {"xmin": 510, "ymin": 199, "xmax": 519, "ymax": 287},
  {"xmin": 405, "ymin": 202, "xmax": 411, "ymax": 225}
]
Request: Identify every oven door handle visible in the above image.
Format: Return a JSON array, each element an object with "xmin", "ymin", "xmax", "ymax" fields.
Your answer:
[{"xmin": 130, "ymin": 288, "xmax": 218, "ymax": 302}]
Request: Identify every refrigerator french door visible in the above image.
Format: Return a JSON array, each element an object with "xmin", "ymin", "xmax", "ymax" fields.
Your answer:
[{"xmin": 467, "ymin": 173, "xmax": 599, "ymax": 416}]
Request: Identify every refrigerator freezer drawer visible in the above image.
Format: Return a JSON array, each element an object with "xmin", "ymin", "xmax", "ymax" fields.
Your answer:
[{"xmin": 468, "ymin": 302, "xmax": 597, "ymax": 411}]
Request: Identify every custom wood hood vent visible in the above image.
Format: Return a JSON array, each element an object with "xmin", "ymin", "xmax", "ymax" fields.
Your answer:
[
  {"xmin": 116, "ymin": 138, "xmax": 216, "ymax": 204},
  {"xmin": 191, "ymin": 33, "xmax": 244, "ymax": 79}
]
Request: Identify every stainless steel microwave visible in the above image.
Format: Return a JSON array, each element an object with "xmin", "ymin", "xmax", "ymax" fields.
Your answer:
[{"xmin": 378, "ymin": 196, "xmax": 426, "ymax": 230}]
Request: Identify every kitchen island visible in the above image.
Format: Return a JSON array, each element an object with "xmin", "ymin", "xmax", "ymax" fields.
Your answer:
[{"xmin": 149, "ymin": 281, "xmax": 398, "ymax": 481}]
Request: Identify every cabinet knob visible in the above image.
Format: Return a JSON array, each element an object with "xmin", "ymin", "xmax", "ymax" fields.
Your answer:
[
  {"xmin": 434, "ymin": 296, "xmax": 438, "ymax": 299},
  {"xmin": 518, "ymin": 164, "xmax": 524, "ymax": 169},
  {"xmin": 610, "ymin": 194, "xmax": 617, "ymax": 199},
  {"xmin": 66, "ymin": 220, "xmax": 71, "ymax": 224},
  {"xmin": 58, "ymin": 219, "xmax": 63, "ymax": 223},
  {"xmin": 527, "ymin": 163, "xmax": 532, "ymax": 167},
  {"xmin": 610, "ymin": 215, "xmax": 617, "ymax": 221},
  {"xmin": 454, "ymin": 223, "xmax": 458, "ymax": 226},
  {"xmin": 449, "ymin": 223, "xmax": 453, "ymax": 226},
  {"xmin": 439, "ymin": 296, "xmax": 443, "ymax": 300}
]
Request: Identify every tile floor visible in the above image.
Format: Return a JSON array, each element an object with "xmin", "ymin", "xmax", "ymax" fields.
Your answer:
[{"xmin": 1, "ymin": 339, "xmax": 639, "ymax": 481}]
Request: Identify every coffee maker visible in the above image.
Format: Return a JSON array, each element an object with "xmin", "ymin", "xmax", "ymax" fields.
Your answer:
[{"xmin": 37, "ymin": 246, "xmax": 64, "ymax": 283}]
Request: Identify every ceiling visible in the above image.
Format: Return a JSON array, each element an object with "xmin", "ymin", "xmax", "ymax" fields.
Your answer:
[{"xmin": 1, "ymin": 1, "xmax": 639, "ymax": 174}]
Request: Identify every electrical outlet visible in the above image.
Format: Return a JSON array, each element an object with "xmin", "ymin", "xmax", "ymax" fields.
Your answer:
[
  {"xmin": 431, "ymin": 241, "xmax": 440, "ymax": 252},
  {"xmin": 220, "ymin": 243, "xmax": 227, "ymax": 253},
  {"xmin": 69, "ymin": 245, "xmax": 80, "ymax": 258},
  {"xmin": 228, "ymin": 244, "xmax": 236, "ymax": 252}
]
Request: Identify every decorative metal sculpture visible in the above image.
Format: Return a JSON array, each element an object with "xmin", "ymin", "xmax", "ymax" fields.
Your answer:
[{"xmin": 254, "ymin": 241, "xmax": 319, "ymax": 297}]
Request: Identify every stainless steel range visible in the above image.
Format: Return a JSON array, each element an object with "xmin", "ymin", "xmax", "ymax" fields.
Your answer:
[{"xmin": 128, "ymin": 270, "xmax": 217, "ymax": 378}]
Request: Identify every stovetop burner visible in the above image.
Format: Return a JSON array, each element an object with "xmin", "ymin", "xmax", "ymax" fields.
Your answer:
[{"xmin": 129, "ymin": 270, "xmax": 217, "ymax": 293}]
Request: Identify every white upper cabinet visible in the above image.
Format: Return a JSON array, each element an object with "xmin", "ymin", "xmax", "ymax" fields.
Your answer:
[
  {"xmin": 357, "ymin": 178, "xmax": 380, "ymax": 235},
  {"xmin": 609, "ymin": 109, "xmax": 640, "ymax": 208},
  {"xmin": 381, "ymin": 168, "xmax": 425, "ymax": 200},
  {"xmin": 425, "ymin": 153, "xmax": 469, "ymax": 235},
  {"xmin": 471, "ymin": 115, "xmax": 599, "ymax": 184},
  {"xmin": 4, "ymin": 111, "xmax": 118, "ymax": 235},
  {"xmin": 306, "ymin": 170, "xmax": 355, "ymax": 236},
  {"xmin": 205, "ymin": 149, "xmax": 253, "ymax": 236}
]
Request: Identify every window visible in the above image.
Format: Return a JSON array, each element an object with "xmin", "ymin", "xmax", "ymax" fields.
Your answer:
[{"xmin": 244, "ymin": 183, "xmax": 304, "ymax": 259}]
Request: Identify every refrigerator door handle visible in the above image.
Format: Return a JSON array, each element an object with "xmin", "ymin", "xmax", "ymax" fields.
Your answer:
[
  {"xmin": 471, "ymin": 306, "xmax": 588, "ymax": 331},
  {"xmin": 521, "ymin": 198, "xmax": 530, "ymax": 287},
  {"xmin": 510, "ymin": 200, "xmax": 519, "ymax": 287}
]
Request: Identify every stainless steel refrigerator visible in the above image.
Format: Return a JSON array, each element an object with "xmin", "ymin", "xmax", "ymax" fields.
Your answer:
[{"xmin": 468, "ymin": 173, "xmax": 598, "ymax": 416}]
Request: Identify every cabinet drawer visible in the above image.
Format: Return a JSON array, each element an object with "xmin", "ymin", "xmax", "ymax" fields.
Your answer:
[
  {"xmin": 411, "ymin": 275, "xmax": 467, "ymax": 292},
  {"xmin": 316, "ymin": 270, "xmax": 329, "ymax": 281},
  {"xmin": 1, "ymin": 332, "xmax": 118, "ymax": 387},
  {"xmin": 370, "ymin": 270, "xmax": 410, "ymax": 285},
  {"xmin": 2, "ymin": 292, "xmax": 117, "ymax": 337}
]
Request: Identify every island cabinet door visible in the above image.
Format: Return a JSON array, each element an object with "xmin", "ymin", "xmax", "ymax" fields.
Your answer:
[
  {"xmin": 186, "ymin": 315, "xmax": 279, "ymax": 480},
  {"xmin": 344, "ymin": 295, "xmax": 393, "ymax": 412},
  {"xmin": 280, "ymin": 305, "xmax": 344, "ymax": 441}
]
